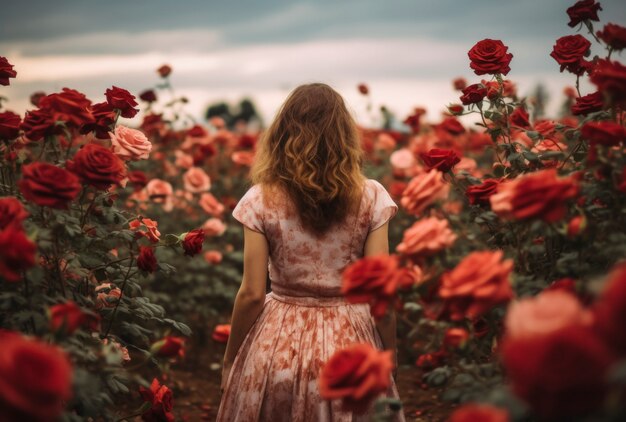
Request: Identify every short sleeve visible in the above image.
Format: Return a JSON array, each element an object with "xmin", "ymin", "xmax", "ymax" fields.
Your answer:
[
  {"xmin": 369, "ymin": 179, "xmax": 399, "ymax": 232},
  {"xmin": 232, "ymin": 185, "xmax": 265, "ymax": 234}
]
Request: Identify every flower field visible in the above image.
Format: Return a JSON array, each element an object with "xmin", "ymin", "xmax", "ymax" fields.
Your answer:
[{"xmin": 1, "ymin": 0, "xmax": 626, "ymax": 420}]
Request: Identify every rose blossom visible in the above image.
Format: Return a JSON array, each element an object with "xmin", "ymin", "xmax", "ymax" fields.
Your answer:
[
  {"xmin": 139, "ymin": 89, "xmax": 157, "ymax": 103},
  {"xmin": 501, "ymin": 325, "xmax": 614, "ymax": 419},
  {"xmin": 49, "ymin": 301, "xmax": 95, "ymax": 335},
  {"xmin": 439, "ymin": 250, "xmax": 514, "ymax": 320},
  {"xmin": 231, "ymin": 150, "xmax": 255, "ymax": 166},
  {"xmin": 459, "ymin": 83, "xmax": 487, "ymax": 105},
  {"xmin": 571, "ymin": 91, "xmax": 604, "ymax": 115},
  {"xmin": 318, "ymin": 343, "xmax": 393, "ymax": 414},
  {"xmin": 550, "ymin": 35, "xmax": 591, "ymax": 75},
  {"xmin": 212, "ymin": 324, "xmax": 231, "ymax": 342},
  {"xmin": 151, "ymin": 336, "xmax": 185, "ymax": 358},
  {"xmin": 597, "ymin": 23, "xmax": 626, "ymax": 51},
  {"xmin": 490, "ymin": 169, "xmax": 579, "ymax": 223},
  {"xmin": 18, "ymin": 163, "xmax": 81, "ymax": 209},
  {"xmin": 341, "ymin": 254, "xmax": 415, "ymax": 318},
  {"xmin": 104, "ymin": 86, "xmax": 139, "ymax": 118},
  {"xmin": 0, "ymin": 56, "xmax": 17, "ymax": 86},
  {"xmin": 581, "ymin": 120, "xmax": 626, "ymax": 146},
  {"xmin": 0, "ymin": 111, "xmax": 20, "ymax": 140},
  {"xmin": 443, "ymin": 328, "xmax": 470, "ymax": 350},
  {"xmin": 0, "ymin": 197, "xmax": 29, "ymax": 230},
  {"xmin": 204, "ymin": 250, "xmax": 223, "ymax": 264},
  {"xmin": 199, "ymin": 193, "xmax": 225, "ymax": 217},
  {"xmin": 139, "ymin": 378, "xmax": 174, "ymax": 422},
  {"xmin": 174, "ymin": 150, "xmax": 194, "ymax": 169},
  {"xmin": 590, "ymin": 59, "xmax": 626, "ymax": 106},
  {"xmin": 202, "ymin": 218, "xmax": 226, "ymax": 237},
  {"xmin": 504, "ymin": 290, "xmax": 592, "ymax": 340},
  {"xmin": 145, "ymin": 179, "xmax": 174, "ymax": 204},
  {"xmin": 419, "ymin": 148, "xmax": 461, "ymax": 173},
  {"xmin": 137, "ymin": 246, "xmax": 158, "ymax": 273},
  {"xmin": 95, "ymin": 284, "xmax": 122, "ymax": 310},
  {"xmin": 0, "ymin": 331, "xmax": 73, "ymax": 420},
  {"xmin": 467, "ymin": 39, "xmax": 513, "ymax": 76},
  {"xmin": 80, "ymin": 101, "xmax": 117, "ymax": 139},
  {"xmin": 182, "ymin": 229, "xmax": 205, "ymax": 256},
  {"xmin": 109, "ymin": 125, "xmax": 152, "ymax": 161},
  {"xmin": 183, "ymin": 167, "xmax": 211, "ymax": 193},
  {"xmin": 400, "ymin": 169, "xmax": 450, "ymax": 216},
  {"xmin": 389, "ymin": 148, "xmax": 416, "ymax": 170},
  {"xmin": 466, "ymin": 178, "xmax": 501, "ymax": 206},
  {"xmin": 509, "ymin": 106, "xmax": 531, "ymax": 128},
  {"xmin": 448, "ymin": 404, "xmax": 510, "ymax": 422},
  {"xmin": 67, "ymin": 143, "xmax": 126, "ymax": 190},
  {"xmin": 567, "ymin": 0, "xmax": 602, "ymax": 28},
  {"xmin": 0, "ymin": 225, "xmax": 36, "ymax": 282},
  {"xmin": 396, "ymin": 217, "xmax": 457, "ymax": 260},
  {"xmin": 129, "ymin": 218, "xmax": 161, "ymax": 243},
  {"xmin": 157, "ymin": 64, "xmax": 172, "ymax": 78},
  {"xmin": 38, "ymin": 88, "xmax": 95, "ymax": 128}
]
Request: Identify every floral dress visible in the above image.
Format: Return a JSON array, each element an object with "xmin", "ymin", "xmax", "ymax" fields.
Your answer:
[{"xmin": 216, "ymin": 179, "xmax": 406, "ymax": 422}]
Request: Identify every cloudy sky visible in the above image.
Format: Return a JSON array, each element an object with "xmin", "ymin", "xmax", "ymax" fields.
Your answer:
[{"xmin": 2, "ymin": 0, "xmax": 625, "ymax": 127}]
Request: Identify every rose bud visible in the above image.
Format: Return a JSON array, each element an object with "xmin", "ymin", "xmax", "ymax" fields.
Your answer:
[
  {"xmin": 567, "ymin": 215, "xmax": 587, "ymax": 238},
  {"xmin": 447, "ymin": 104, "xmax": 465, "ymax": 115},
  {"xmin": 182, "ymin": 229, "xmax": 205, "ymax": 256},
  {"xmin": 443, "ymin": 327, "xmax": 470, "ymax": 350},
  {"xmin": 212, "ymin": 324, "xmax": 231, "ymax": 343}
]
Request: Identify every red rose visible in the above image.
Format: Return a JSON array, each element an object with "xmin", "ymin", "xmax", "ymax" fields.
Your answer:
[
  {"xmin": 571, "ymin": 91, "xmax": 604, "ymax": 115},
  {"xmin": 80, "ymin": 102, "xmax": 117, "ymax": 139},
  {"xmin": 415, "ymin": 351, "xmax": 446, "ymax": 369},
  {"xmin": 593, "ymin": 263, "xmax": 626, "ymax": 356},
  {"xmin": 550, "ymin": 35, "xmax": 591, "ymax": 75},
  {"xmin": 38, "ymin": 88, "xmax": 95, "ymax": 128},
  {"xmin": 341, "ymin": 254, "xmax": 415, "ymax": 318},
  {"xmin": 50, "ymin": 301, "xmax": 96, "ymax": 335},
  {"xmin": 139, "ymin": 89, "xmax": 157, "ymax": 103},
  {"xmin": 449, "ymin": 404, "xmax": 510, "ymax": 422},
  {"xmin": 459, "ymin": 83, "xmax": 487, "ymax": 105},
  {"xmin": 139, "ymin": 379, "xmax": 174, "ymax": 422},
  {"xmin": 466, "ymin": 178, "xmax": 501, "ymax": 206},
  {"xmin": 501, "ymin": 325, "xmax": 614, "ymax": 419},
  {"xmin": 447, "ymin": 104, "xmax": 464, "ymax": 115},
  {"xmin": 436, "ymin": 117, "xmax": 465, "ymax": 135},
  {"xmin": 0, "ymin": 56, "xmax": 17, "ymax": 86},
  {"xmin": 137, "ymin": 246, "xmax": 158, "ymax": 273},
  {"xmin": 0, "ymin": 226, "xmax": 36, "ymax": 282},
  {"xmin": 357, "ymin": 83, "xmax": 369, "ymax": 95},
  {"xmin": 30, "ymin": 91, "xmax": 46, "ymax": 107},
  {"xmin": 468, "ymin": 39, "xmax": 513, "ymax": 76},
  {"xmin": 0, "ymin": 197, "xmax": 28, "ymax": 230},
  {"xmin": 509, "ymin": 106, "xmax": 531, "ymax": 128},
  {"xmin": 318, "ymin": 343, "xmax": 393, "ymax": 414},
  {"xmin": 452, "ymin": 77, "xmax": 467, "ymax": 90},
  {"xmin": 18, "ymin": 163, "xmax": 81, "ymax": 209},
  {"xmin": 212, "ymin": 324, "xmax": 231, "ymax": 343},
  {"xmin": 597, "ymin": 23, "xmax": 626, "ymax": 51},
  {"xmin": 20, "ymin": 109, "xmax": 60, "ymax": 141},
  {"xmin": 66, "ymin": 143, "xmax": 126, "ymax": 190},
  {"xmin": 590, "ymin": 59, "xmax": 626, "ymax": 106},
  {"xmin": 182, "ymin": 229, "xmax": 204, "ymax": 256},
  {"xmin": 105, "ymin": 86, "xmax": 138, "ymax": 118},
  {"xmin": 0, "ymin": 111, "xmax": 21, "ymax": 140},
  {"xmin": 419, "ymin": 148, "xmax": 461, "ymax": 172},
  {"xmin": 490, "ymin": 169, "xmax": 579, "ymax": 222},
  {"xmin": 439, "ymin": 250, "xmax": 514, "ymax": 321},
  {"xmin": 581, "ymin": 121, "xmax": 626, "ymax": 147},
  {"xmin": 151, "ymin": 336, "xmax": 185, "ymax": 358},
  {"xmin": 567, "ymin": 0, "xmax": 602, "ymax": 28},
  {"xmin": 403, "ymin": 107, "xmax": 426, "ymax": 133},
  {"xmin": 0, "ymin": 331, "xmax": 72, "ymax": 420},
  {"xmin": 128, "ymin": 170, "xmax": 148, "ymax": 191},
  {"xmin": 157, "ymin": 64, "xmax": 172, "ymax": 78}
]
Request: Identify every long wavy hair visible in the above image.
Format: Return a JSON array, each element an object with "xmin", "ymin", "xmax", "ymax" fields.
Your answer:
[{"xmin": 250, "ymin": 83, "xmax": 366, "ymax": 237}]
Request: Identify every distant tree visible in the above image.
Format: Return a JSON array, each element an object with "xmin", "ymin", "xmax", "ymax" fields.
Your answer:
[
  {"xmin": 530, "ymin": 83, "xmax": 549, "ymax": 121},
  {"xmin": 204, "ymin": 98, "xmax": 262, "ymax": 130}
]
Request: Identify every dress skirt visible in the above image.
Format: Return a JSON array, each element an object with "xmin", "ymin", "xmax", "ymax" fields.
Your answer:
[{"xmin": 216, "ymin": 291, "xmax": 406, "ymax": 422}]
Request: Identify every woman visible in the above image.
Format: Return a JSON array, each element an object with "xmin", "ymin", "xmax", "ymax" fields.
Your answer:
[{"xmin": 216, "ymin": 83, "xmax": 405, "ymax": 421}]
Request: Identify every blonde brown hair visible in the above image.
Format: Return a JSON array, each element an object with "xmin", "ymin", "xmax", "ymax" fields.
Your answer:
[{"xmin": 250, "ymin": 83, "xmax": 366, "ymax": 237}]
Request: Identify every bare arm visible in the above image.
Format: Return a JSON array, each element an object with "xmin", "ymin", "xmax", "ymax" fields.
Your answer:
[
  {"xmin": 363, "ymin": 221, "xmax": 398, "ymax": 377},
  {"xmin": 223, "ymin": 226, "xmax": 269, "ymax": 365}
]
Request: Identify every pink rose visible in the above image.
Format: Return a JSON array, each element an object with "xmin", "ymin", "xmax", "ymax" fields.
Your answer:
[
  {"xmin": 231, "ymin": 151, "xmax": 255, "ymax": 166},
  {"xmin": 202, "ymin": 218, "xmax": 226, "ymax": 237},
  {"xmin": 174, "ymin": 151, "xmax": 194, "ymax": 169},
  {"xmin": 198, "ymin": 193, "xmax": 225, "ymax": 217},
  {"xmin": 396, "ymin": 217, "xmax": 457, "ymax": 260},
  {"xmin": 183, "ymin": 167, "xmax": 211, "ymax": 193},
  {"xmin": 203, "ymin": 250, "xmax": 223, "ymax": 264},
  {"xmin": 109, "ymin": 125, "xmax": 152, "ymax": 161},
  {"xmin": 400, "ymin": 169, "xmax": 450, "ymax": 216},
  {"xmin": 389, "ymin": 148, "xmax": 416, "ymax": 170},
  {"xmin": 145, "ymin": 179, "xmax": 173, "ymax": 203},
  {"xmin": 505, "ymin": 290, "xmax": 593, "ymax": 340}
]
